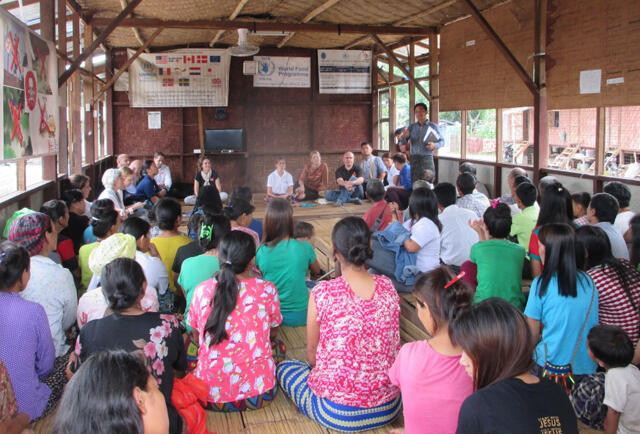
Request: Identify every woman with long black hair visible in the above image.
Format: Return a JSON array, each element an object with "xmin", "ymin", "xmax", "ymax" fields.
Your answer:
[
  {"xmin": 524, "ymin": 223, "xmax": 599, "ymax": 386},
  {"xmin": 188, "ymin": 230, "xmax": 283, "ymax": 411}
]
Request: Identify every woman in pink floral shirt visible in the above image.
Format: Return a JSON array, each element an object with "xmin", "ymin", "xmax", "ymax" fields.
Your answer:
[
  {"xmin": 188, "ymin": 230, "xmax": 284, "ymax": 412},
  {"xmin": 277, "ymin": 217, "xmax": 402, "ymax": 432}
]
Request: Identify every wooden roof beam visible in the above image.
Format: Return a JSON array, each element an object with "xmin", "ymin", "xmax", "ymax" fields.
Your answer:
[
  {"xmin": 277, "ymin": 0, "xmax": 342, "ymax": 48},
  {"xmin": 372, "ymin": 34, "xmax": 430, "ymax": 101},
  {"xmin": 59, "ymin": 0, "xmax": 143, "ymax": 87},
  {"xmin": 120, "ymin": 0, "xmax": 148, "ymax": 51},
  {"xmin": 1, "ymin": 0, "xmax": 39, "ymax": 11},
  {"xmin": 460, "ymin": 0, "xmax": 538, "ymax": 95},
  {"xmin": 93, "ymin": 27, "xmax": 163, "ymax": 105},
  {"xmin": 56, "ymin": 48, "xmax": 106, "ymax": 83},
  {"xmin": 344, "ymin": 0, "xmax": 455, "ymax": 48},
  {"xmin": 88, "ymin": 17, "xmax": 434, "ymax": 36},
  {"xmin": 209, "ymin": 0, "xmax": 249, "ymax": 47}
]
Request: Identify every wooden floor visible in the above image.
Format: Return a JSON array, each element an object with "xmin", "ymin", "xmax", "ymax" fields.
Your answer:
[{"xmin": 31, "ymin": 198, "xmax": 601, "ymax": 433}]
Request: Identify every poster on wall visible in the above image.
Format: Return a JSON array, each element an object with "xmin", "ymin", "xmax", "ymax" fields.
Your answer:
[
  {"xmin": 1, "ymin": 9, "xmax": 58, "ymax": 160},
  {"xmin": 129, "ymin": 49, "xmax": 230, "ymax": 107},
  {"xmin": 253, "ymin": 56, "xmax": 310, "ymax": 88},
  {"xmin": 318, "ymin": 50, "xmax": 372, "ymax": 94}
]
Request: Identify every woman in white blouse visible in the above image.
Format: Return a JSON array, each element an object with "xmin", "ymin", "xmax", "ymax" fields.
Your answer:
[{"xmin": 98, "ymin": 168, "xmax": 144, "ymax": 217}]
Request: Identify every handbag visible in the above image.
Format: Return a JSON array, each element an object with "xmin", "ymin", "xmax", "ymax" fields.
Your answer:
[{"xmin": 542, "ymin": 282, "xmax": 596, "ymax": 393}]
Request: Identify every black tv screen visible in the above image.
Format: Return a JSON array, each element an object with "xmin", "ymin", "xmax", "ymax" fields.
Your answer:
[{"xmin": 204, "ymin": 129, "xmax": 244, "ymax": 152}]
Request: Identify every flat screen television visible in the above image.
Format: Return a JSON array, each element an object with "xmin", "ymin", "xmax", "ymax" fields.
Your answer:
[{"xmin": 204, "ymin": 129, "xmax": 245, "ymax": 152}]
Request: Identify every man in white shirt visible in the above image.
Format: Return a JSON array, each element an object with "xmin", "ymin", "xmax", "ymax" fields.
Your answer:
[
  {"xmin": 154, "ymin": 151, "xmax": 172, "ymax": 191},
  {"xmin": 359, "ymin": 141, "xmax": 387, "ymax": 191},
  {"xmin": 267, "ymin": 158, "xmax": 294, "ymax": 200},
  {"xmin": 456, "ymin": 173, "xmax": 490, "ymax": 218},
  {"xmin": 434, "ymin": 182, "xmax": 479, "ymax": 271},
  {"xmin": 604, "ymin": 181, "xmax": 634, "ymax": 236}
]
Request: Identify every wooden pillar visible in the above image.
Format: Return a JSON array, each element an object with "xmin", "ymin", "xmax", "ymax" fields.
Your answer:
[
  {"xmin": 70, "ymin": 13, "xmax": 82, "ymax": 174},
  {"xmin": 40, "ymin": 0, "xmax": 57, "ymax": 182},
  {"xmin": 408, "ymin": 41, "xmax": 415, "ymax": 114},
  {"xmin": 390, "ymin": 84, "xmax": 396, "ymax": 148},
  {"xmin": 83, "ymin": 25, "xmax": 95, "ymax": 166},
  {"xmin": 429, "ymin": 32, "xmax": 439, "ymax": 123},
  {"xmin": 495, "ymin": 108, "xmax": 503, "ymax": 196},
  {"xmin": 105, "ymin": 48, "xmax": 114, "ymax": 156},
  {"xmin": 594, "ymin": 106, "xmax": 606, "ymax": 192},
  {"xmin": 532, "ymin": 0, "xmax": 548, "ymax": 186},
  {"xmin": 372, "ymin": 59, "xmax": 379, "ymax": 149},
  {"xmin": 461, "ymin": 110, "xmax": 467, "ymax": 160},
  {"xmin": 57, "ymin": 0, "xmax": 68, "ymax": 175},
  {"xmin": 17, "ymin": 160, "xmax": 26, "ymax": 191}
]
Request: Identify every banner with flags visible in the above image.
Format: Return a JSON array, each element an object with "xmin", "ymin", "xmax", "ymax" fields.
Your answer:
[{"xmin": 129, "ymin": 48, "xmax": 230, "ymax": 107}]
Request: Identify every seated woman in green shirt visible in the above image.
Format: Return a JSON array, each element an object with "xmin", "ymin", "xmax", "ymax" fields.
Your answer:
[
  {"xmin": 467, "ymin": 203, "xmax": 526, "ymax": 310},
  {"xmin": 256, "ymin": 199, "xmax": 321, "ymax": 326},
  {"xmin": 180, "ymin": 213, "xmax": 231, "ymax": 333}
]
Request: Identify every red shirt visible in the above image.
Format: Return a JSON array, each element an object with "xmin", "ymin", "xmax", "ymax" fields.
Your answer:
[{"xmin": 362, "ymin": 200, "xmax": 393, "ymax": 232}]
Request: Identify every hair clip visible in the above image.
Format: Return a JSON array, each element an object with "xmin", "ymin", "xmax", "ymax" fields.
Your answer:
[
  {"xmin": 199, "ymin": 224, "xmax": 213, "ymax": 241},
  {"xmin": 444, "ymin": 271, "xmax": 465, "ymax": 289},
  {"xmin": 0, "ymin": 252, "xmax": 6, "ymax": 264},
  {"xmin": 224, "ymin": 260, "xmax": 232, "ymax": 265}
]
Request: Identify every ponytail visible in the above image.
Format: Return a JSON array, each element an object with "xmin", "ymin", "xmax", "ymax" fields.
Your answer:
[{"xmin": 203, "ymin": 231, "xmax": 256, "ymax": 345}]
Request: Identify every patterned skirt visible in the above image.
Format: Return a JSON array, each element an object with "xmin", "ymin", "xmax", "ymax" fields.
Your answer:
[{"xmin": 276, "ymin": 359, "xmax": 402, "ymax": 432}]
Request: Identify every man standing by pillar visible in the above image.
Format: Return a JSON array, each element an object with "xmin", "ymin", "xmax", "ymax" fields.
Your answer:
[{"xmin": 402, "ymin": 103, "xmax": 445, "ymax": 184}]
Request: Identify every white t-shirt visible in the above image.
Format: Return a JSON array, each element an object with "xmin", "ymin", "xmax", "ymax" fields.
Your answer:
[
  {"xmin": 385, "ymin": 165, "xmax": 400, "ymax": 189},
  {"xmin": 603, "ymin": 364, "xmax": 640, "ymax": 434},
  {"xmin": 154, "ymin": 164, "xmax": 172, "ymax": 189},
  {"xmin": 267, "ymin": 170, "xmax": 294, "ymax": 195},
  {"xmin": 438, "ymin": 205, "xmax": 479, "ymax": 267},
  {"xmin": 135, "ymin": 250, "xmax": 170, "ymax": 295},
  {"xmin": 98, "ymin": 188, "xmax": 125, "ymax": 211},
  {"xmin": 403, "ymin": 217, "xmax": 440, "ymax": 273},
  {"xmin": 615, "ymin": 210, "xmax": 635, "ymax": 237}
]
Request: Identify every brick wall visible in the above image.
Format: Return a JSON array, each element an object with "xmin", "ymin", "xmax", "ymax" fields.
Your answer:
[{"xmin": 113, "ymin": 47, "xmax": 372, "ymax": 192}]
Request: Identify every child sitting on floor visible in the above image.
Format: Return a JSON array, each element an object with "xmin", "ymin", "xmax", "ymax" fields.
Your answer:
[
  {"xmin": 465, "ymin": 203, "xmax": 526, "ymax": 310},
  {"xmin": 585, "ymin": 325, "xmax": 640, "ymax": 434},
  {"xmin": 294, "ymin": 221, "xmax": 321, "ymax": 288},
  {"xmin": 389, "ymin": 266, "xmax": 473, "ymax": 434},
  {"xmin": 266, "ymin": 158, "xmax": 294, "ymax": 201},
  {"xmin": 362, "ymin": 179, "xmax": 393, "ymax": 232},
  {"xmin": 188, "ymin": 231, "xmax": 284, "ymax": 412}
]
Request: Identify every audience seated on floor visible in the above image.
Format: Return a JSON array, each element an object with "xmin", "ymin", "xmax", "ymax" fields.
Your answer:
[
  {"xmin": 188, "ymin": 231, "xmax": 284, "ymax": 412},
  {"xmin": 60, "ymin": 189, "xmax": 88, "ymax": 253},
  {"xmin": 56, "ymin": 350, "xmax": 171, "ymax": 434},
  {"xmin": 77, "ymin": 233, "xmax": 159, "ymax": 329},
  {"xmin": 154, "ymin": 152, "xmax": 173, "ymax": 194},
  {"xmin": 362, "ymin": 179, "xmax": 393, "ymax": 232},
  {"xmin": 40, "ymin": 199, "xmax": 79, "ymax": 279},
  {"xmin": 525, "ymin": 223, "xmax": 599, "ymax": 384},
  {"xmin": 465, "ymin": 203, "xmax": 526, "ymax": 310},
  {"xmin": 78, "ymin": 199, "xmax": 121, "ymax": 291},
  {"xmin": 384, "ymin": 152, "xmax": 413, "ymax": 210},
  {"xmin": 8, "ymin": 213, "xmax": 77, "ymax": 359},
  {"xmin": 325, "ymin": 151, "xmax": 365, "ymax": 206},
  {"xmin": 73, "ymin": 258, "xmax": 185, "ymax": 434},
  {"xmin": 295, "ymin": 151, "xmax": 329, "ymax": 202},
  {"xmin": 136, "ymin": 160, "xmax": 167, "ymax": 205},
  {"xmin": 277, "ymin": 217, "xmax": 402, "ymax": 432},
  {"xmin": 359, "ymin": 141, "xmax": 387, "ymax": 192},
  {"xmin": 528, "ymin": 182, "xmax": 573, "ymax": 278},
  {"xmin": 180, "ymin": 213, "xmax": 231, "ymax": 333},
  {"xmin": 256, "ymin": 199, "xmax": 320, "ymax": 326},
  {"xmin": 65, "ymin": 174, "xmax": 92, "ymax": 219},
  {"xmin": 576, "ymin": 226, "xmax": 640, "ymax": 343},
  {"xmin": 389, "ymin": 267, "xmax": 473, "ymax": 434},
  {"xmin": 381, "ymin": 152, "xmax": 400, "ymax": 190},
  {"xmin": 266, "ymin": 157, "xmax": 295, "ymax": 201},
  {"xmin": 230, "ymin": 186, "xmax": 263, "ymax": 239},
  {"xmin": 224, "ymin": 198, "xmax": 260, "ymax": 247},
  {"xmin": 588, "ymin": 192, "xmax": 630, "ymax": 260},
  {"xmin": 459, "ymin": 162, "xmax": 491, "ymax": 199},
  {"xmin": 369, "ymin": 188, "xmax": 442, "ymax": 290},
  {"xmin": 571, "ymin": 191, "xmax": 592, "ymax": 227},
  {"xmin": 456, "ymin": 173, "xmax": 489, "ymax": 218},
  {"xmin": 454, "ymin": 299, "xmax": 579, "ymax": 433},
  {"xmin": 499, "ymin": 167, "xmax": 527, "ymax": 206},
  {"xmin": 0, "ymin": 241, "xmax": 63, "ymax": 422},
  {"xmin": 604, "ymin": 181, "xmax": 634, "ymax": 235},
  {"xmin": 510, "ymin": 182, "xmax": 539, "ymax": 251},
  {"xmin": 150, "ymin": 198, "xmax": 191, "ymax": 313},
  {"xmin": 434, "ymin": 182, "xmax": 478, "ymax": 273}
]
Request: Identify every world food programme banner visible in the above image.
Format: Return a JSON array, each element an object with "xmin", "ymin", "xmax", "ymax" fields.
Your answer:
[
  {"xmin": 253, "ymin": 56, "xmax": 310, "ymax": 88},
  {"xmin": 1, "ymin": 8, "xmax": 59, "ymax": 160},
  {"xmin": 318, "ymin": 50, "xmax": 372, "ymax": 94},
  {"xmin": 129, "ymin": 49, "xmax": 230, "ymax": 107}
]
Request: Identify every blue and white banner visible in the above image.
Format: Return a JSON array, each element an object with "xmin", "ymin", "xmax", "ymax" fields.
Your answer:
[
  {"xmin": 318, "ymin": 50, "xmax": 372, "ymax": 94},
  {"xmin": 253, "ymin": 56, "xmax": 310, "ymax": 88}
]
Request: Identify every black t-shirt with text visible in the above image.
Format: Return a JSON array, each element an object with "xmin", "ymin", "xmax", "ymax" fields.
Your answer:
[
  {"xmin": 456, "ymin": 377, "xmax": 578, "ymax": 434},
  {"xmin": 335, "ymin": 165, "xmax": 362, "ymax": 182}
]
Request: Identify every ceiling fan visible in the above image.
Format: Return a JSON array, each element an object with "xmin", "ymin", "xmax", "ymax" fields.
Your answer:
[{"xmin": 228, "ymin": 28, "xmax": 260, "ymax": 57}]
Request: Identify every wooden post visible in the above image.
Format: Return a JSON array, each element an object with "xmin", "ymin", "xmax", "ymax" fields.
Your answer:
[
  {"xmin": 594, "ymin": 107, "xmax": 606, "ymax": 192},
  {"xmin": 409, "ymin": 41, "xmax": 415, "ymax": 114},
  {"xmin": 40, "ymin": 0, "xmax": 57, "ymax": 182},
  {"xmin": 461, "ymin": 110, "xmax": 467, "ymax": 160},
  {"xmin": 70, "ymin": 13, "xmax": 82, "ymax": 174},
  {"xmin": 57, "ymin": 0, "xmax": 69, "ymax": 174},
  {"xmin": 105, "ymin": 48, "xmax": 114, "ymax": 157},
  {"xmin": 17, "ymin": 160, "xmax": 26, "ymax": 191},
  {"xmin": 83, "ymin": 25, "xmax": 95, "ymax": 166},
  {"xmin": 390, "ymin": 84, "xmax": 397, "ymax": 149},
  {"xmin": 197, "ymin": 107, "xmax": 204, "ymax": 152},
  {"xmin": 532, "ymin": 0, "xmax": 548, "ymax": 186},
  {"xmin": 429, "ymin": 32, "xmax": 439, "ymax": 123},
  {"xmin": 496, "ymin": 108, "xmax": 503, "ymax": 163}
]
